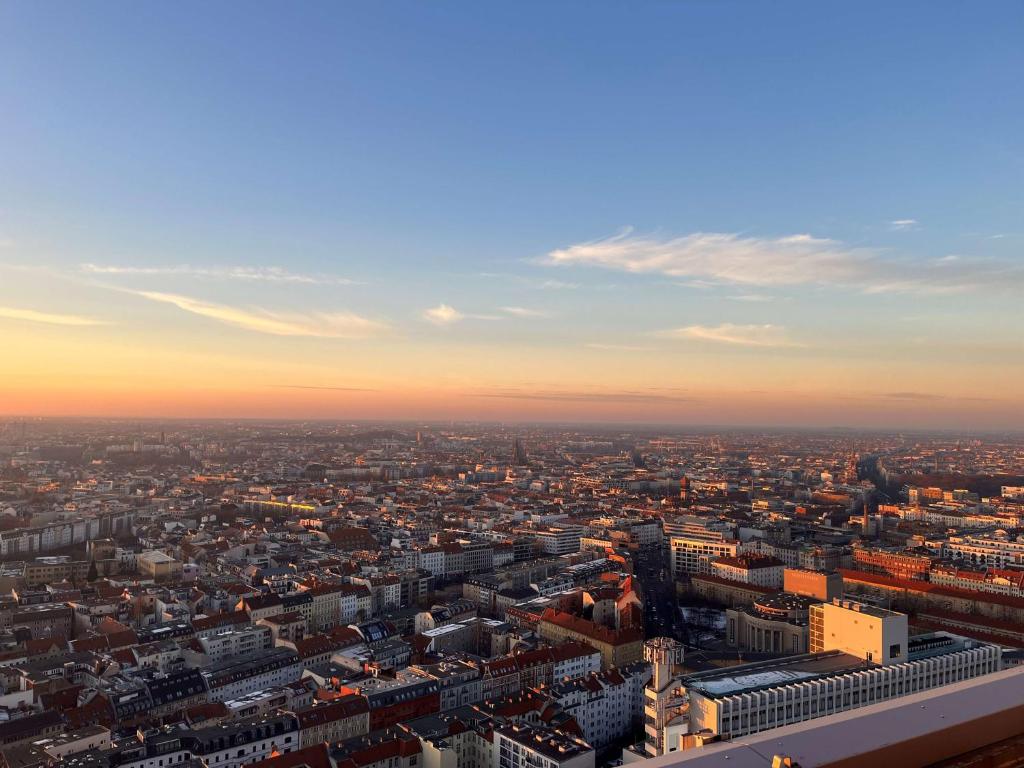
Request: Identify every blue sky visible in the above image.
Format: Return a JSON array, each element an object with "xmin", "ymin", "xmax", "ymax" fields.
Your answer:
[{"xmin": 1, "ymin": 2, "xmax": 1022, "ymax": 426}]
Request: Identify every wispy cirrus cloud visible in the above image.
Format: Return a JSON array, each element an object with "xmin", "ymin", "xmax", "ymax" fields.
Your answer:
[
  {"xmin": 658, "ymin": 323, "xmax": 800, "ymax": 348},
  {"xmin": 136, "ymin": 291, "xmax": 384, "ymax": 338},
  {"xmin": 544, "ymin": 228, "xmax": 1023, "ymax": 294},
  {"xmin": 470, "ymin": 388, "xmax": 694, "ymax": 404},
  {"xmin": 890, "ymin": 219, "xmax": 919, "ymax": 230},
  {"xmin": 727, "ymin": 293, "xmax": 774, "ymax": 302},
  {"xmin": 423, "ymin": 304, "xmax": 505, "ymax": 325},
  {"xmin": 0, "ymin": 306, "xmax": 108, "ymax": 326},
  {"xmin": 82, "ymin": 263, "xmax": 357, "ymax": 285},
  {"xmin": 477, "ymin": 273, "xmax": 580, "ymax": 290},
  {"xmin": 882, "ymin": 391, "xmax": 945, "ymax": 401},
  {"xmin": 268, "ymin": 384, "xmax": 379, "ymax": 392},
  {"xmin": 500, "ymin": 306, "xmax": 550, "ymax": 318},
  {"xmin": 880, "ymin": 391, "xmax": 992, "ymax": 403}
]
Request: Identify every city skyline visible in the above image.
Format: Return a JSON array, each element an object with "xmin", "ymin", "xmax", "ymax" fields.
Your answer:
[{"xmin": 2, "ymin": 2, "xmax": 1023, "ymax": 428}]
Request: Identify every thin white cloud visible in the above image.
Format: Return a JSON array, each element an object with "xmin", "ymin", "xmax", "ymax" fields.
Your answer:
[
  {"xmin": 500, "ymin": 306, "xmax": 550, "ymax": 318},
  {"xmin": 82, "ymin": 263, "xmax": 357, "ymax": 285},
  {"xmin": 727, "ymin": 293, "xmax": 773, "ymax": 302},
  {"xmin": 890, "ymin": 219, "xmax": 919, "ymax": 230},
  {"xmin": 136, "ymin": 291, "xmax": 384, "ymax": 338},
  {"xmin": 423, "ymin": 304, "xmax": 505, "ymax": 324},
  {"xmin": 538, "ymin": 279, "xmax": 579, "ymax": 290},
  {"xmin": 658, "ymin": 323, "xmax": 800, "ymax": 348},
  {"xmin": 0, "ymin": 306, "xmax": 108, "ymax": 326},
  {"xmin": 477, "ymin": 273, "xmax": 580, "ymax": 291},
  {"xmin": 544, "ymin": 229, "xmax": 1024, "ymax": 294},
  {"xmin": 423, "ymin": 304, "xmax": 464, "ymax": 325}
]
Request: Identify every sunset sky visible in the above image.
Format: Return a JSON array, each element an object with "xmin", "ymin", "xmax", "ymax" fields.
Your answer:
[{"xmin": 1, "ymin": 2, "xmax": 1023, "ymax": 428}]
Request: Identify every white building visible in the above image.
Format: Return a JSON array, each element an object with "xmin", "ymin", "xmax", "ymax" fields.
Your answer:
[
  {"xmin": 670, "ymin": 535, "xmax": 741, "ymax": 576},
  {"xmin": 709, "ymin": 555, "xmax": 785, "ymax": 588},
  {"xmin": 680, "ymin": 601, "xmax": 1002, "ymax": 742},
  {"xmin": 494, "ymin": 724, "xmax": 594, "ymax": 768},
  {"xmin": 945, "ymin": 533, "xmax": 1024, "ymax": 568},
  {"xmin": 199, "ymin": 625, "xmax": 273, "ymax": 665},
  {"xmin": 533, "ymin": 526, "xmax": 583, "ymax": 556},
  {"xmin": 546, "ymin": 662, "xmax": 651, "ymax": 749}
]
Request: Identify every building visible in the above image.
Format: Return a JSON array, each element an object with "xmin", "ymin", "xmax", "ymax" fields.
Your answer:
[
  {"xmin": 809, "ymin": 599, "xmax": 907, "ymax": 662},
  {"xmin": 138, "ymin": 550, "xmax": 183, "ymax": 582},
  {"xmin": 538, "ymin": 609, "xmax": 644, "ymax": 669},
  {"xmin": 11, "ymin": 604, "xmax": 74, "ymax": 640},
  {"xmin": 670, "ymin": 536, "xmax": 741, "ymax": 577},
  {"xmin": 533, "ymin": 526, "xmax": 583, "ymax": 556},
  {"xmin": 681, "ymin": 600, "xmax": 1001, "ymax": 741},
  {"xmin": 293, "ymin": 695, "xmax": 370, "ymax": 747},
  {"xmin": 646, "ymin": 666, "xmax": 1024, "ymax": 768},
  {"xmin": 725, "ymin": 592, "xmax": 813, "ymax": 655},
  {"xmin": 494, "ymin": 724, "xmax": 594, "ymax": 768},
  {"xmin": 340, "ymin": 670, "xmax": 442, "ymax": 731},
  {"xmin": 852, "ymin": 546, "xmax": 932, "ymax": 581},
  {"xmin": 544, "ymin": 662, "xmax": 650, "ymax": 749},
  {"xmin": 643, "ymin": 638, "xmax": 687, "ymax": 757},
  {"xmin": 203, "ymin": 649, "xmax": 303, "ymax": 702},
  {"xmin": 709, "ymin": 556, "xmax": 784, "ymax": 588},
  {"xmin": 782, "ymin": 568, "xmax": 842, "ymax": 601},
  {"xmin": 199, "ymin": 625, "xmax": 273, "ymax": 665}
]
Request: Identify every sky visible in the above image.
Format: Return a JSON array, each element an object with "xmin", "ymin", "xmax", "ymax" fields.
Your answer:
[{"xmin": 1, "ymin": 2, "xmax": 1022, "ymax": 429}]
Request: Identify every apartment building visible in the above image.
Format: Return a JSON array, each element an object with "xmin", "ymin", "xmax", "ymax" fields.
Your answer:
[
  {"xmin": 945, "ymin": 534, "xmax": 1024, "ymax": 568},
  {"xmin": 670, "ymin": 535, "xmax": 741, "ymax": 576},
  {"xmin": 710, "ymin": 555, "xmax": 784, "ymax": 588},
  {"xmin": 293, "ymin": 695, "xmax": 370, "ymax": 747},
  {"xmin": 494, "ymin": 724, "xmax": 594, "ymax": 768},
  {"xmin": 546, "ymin": 662, "xmax": 650, "ymax": 749},
  {"xmin": 538, "ymin": 609, "xmax": 643, "ymax": 669},
  {"xmin": 199, "ymin": 625, "xmax": 273, "ymax": 665},
  {"xmin": 533, "ymin": 526, "xmax": 583, "ymax": 556},
  {"xmin": 203, "ymin": 649, "xmax": 303, "ymax": 702}
]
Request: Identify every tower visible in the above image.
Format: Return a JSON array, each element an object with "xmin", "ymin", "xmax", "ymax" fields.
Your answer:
[
  {"xmin": 512, "ymin": 437, "xmax": 528, "ymax": 466},
  {"xmin": 643, "ymin": 637, "xmax": 687, "ymax": 756},
  {"xmin": 679, "ymin": 476, "xmax": 690, "ymax": 503}
]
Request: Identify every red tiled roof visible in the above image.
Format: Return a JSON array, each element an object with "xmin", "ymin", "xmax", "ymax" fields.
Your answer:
[
  {"xmin": 249, "ymin": 744, "xmax": 332, "ymax": 768},
  {"xmin": 192, "ymin": 610, "xmax": 250, "ymax": 632},
  {"xmin": 839, "ymin": 568, "xmax": 1024, "ymax": 610},
  {"xmin": 539, "ymin": 609, "xmax": 643, "ymax": 645},
  {"xmin": 295, "ymin": 695, "xmax": 369, "ymax": 728}
]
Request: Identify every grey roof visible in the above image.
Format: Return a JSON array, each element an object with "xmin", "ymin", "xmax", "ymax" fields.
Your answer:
[{"xmin": 648, "ymin": 666, "xmax": 1024, "ymax": 768}]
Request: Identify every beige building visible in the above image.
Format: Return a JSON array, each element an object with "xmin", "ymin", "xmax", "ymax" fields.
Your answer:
[
  {"xmin": 138, "ymin": 550, "xmax": 182, "ymax": 582},
  {"xmin": 537, "ymin": 609, "xmax": 644, "ymax": 669},
  {"xmin": 810, "ymin": 599, "xmax": 907, "ymax": 663}
]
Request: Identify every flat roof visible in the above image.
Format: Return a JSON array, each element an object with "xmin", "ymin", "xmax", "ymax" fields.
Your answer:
[
  {"xmin": 648, "ymin": 666, "xmax": 1024, "ymax": 768},
  {"xmin": 685, "ymin": 652, "xmax": 863, "ymax": 698}
]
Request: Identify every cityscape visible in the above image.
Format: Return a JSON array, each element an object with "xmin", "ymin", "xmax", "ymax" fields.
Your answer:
[
  {"xmin": 2, "ymin": 3, "xmax": 1024, "ymax": 768},
  {"xmin": 0, "ymin": 421, "xmax": 1022, "ymax": 768}
]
